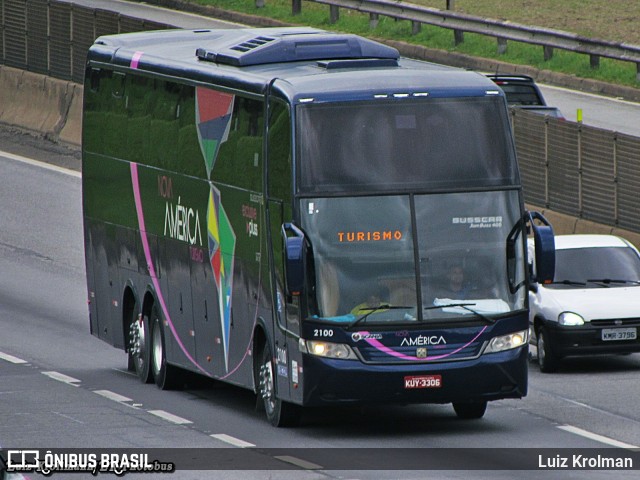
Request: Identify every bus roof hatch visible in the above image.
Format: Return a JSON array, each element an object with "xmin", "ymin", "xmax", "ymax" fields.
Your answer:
[{"xmin": 195, "ymin": 29, "xmax": 400, "ymax": 67}]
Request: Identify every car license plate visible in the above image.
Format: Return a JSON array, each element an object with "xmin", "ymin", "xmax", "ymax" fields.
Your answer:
[
  {"xmin": 404, "ymin": 375, "xmax": 442, "ymax": 389},
  {"xmin": 601, "ymin": 328, "xmax": 637, "ymax": 341}
]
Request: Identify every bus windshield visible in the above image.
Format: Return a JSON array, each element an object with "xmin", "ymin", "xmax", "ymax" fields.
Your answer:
[
  {"xmin": 300, "ymin": 191, "xmax": 526, "ymax": 324},
  {"xmin": 297, "ymin": 97, "xmax": 517, "ymax": 194}
]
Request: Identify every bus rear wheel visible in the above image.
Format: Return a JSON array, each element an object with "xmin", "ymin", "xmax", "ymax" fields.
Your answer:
[
  {"xmin": 258, "ymin": 343, "xmax": 300, "ymax": 427},
  {"xmin": 129, "ymin": 312, "xmax": 153, "ymax": 384},
  {"xmin": 452, "ymin": 400, "xmax": 487, "ymax": 419},
  {"xmin": 151, "ymin": 305, "xmax": 180, "ymax": 390}
]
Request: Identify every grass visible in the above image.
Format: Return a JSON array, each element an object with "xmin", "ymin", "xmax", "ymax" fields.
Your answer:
[
  {"xmin": 412, "ymin": 0, "xmax": 640, "ymax": 45},
  {"xmin": 190, "ymin": 0, "xmax": 640, "ymax": 88}
]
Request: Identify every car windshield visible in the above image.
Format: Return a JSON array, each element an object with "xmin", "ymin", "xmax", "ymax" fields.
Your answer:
[
  {"xmin": 550, "ymin": 246, "xmax": 640, "ymax": 288},
  {"xmin": 300, "ymin": 191, "xmax": 526, "ymax": 324}
]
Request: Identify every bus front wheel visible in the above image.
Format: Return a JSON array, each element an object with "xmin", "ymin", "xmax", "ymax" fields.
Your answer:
[
  {"xmin": 258, "ymin": 343, "xmax": 300, "ymax": 427},
  {"xmin": 129, "ymin": 312, "xmax": 152, "ymax": 384},
  {"xmin": 452, "ymin": 400, "xmax": 487, "ymax": 419}
]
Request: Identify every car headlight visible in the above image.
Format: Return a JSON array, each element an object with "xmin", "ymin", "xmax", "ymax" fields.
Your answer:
[
  {"xmin": 558, "ymin": 312, "xmax": 585, "ymax": 326},
  {"xmin": 301, "ymin": 340, "xmax": 358, "ymax": 360},
  {"xmin": 484, "ymin": 330, "xmax": 528, "ymax": 354}
]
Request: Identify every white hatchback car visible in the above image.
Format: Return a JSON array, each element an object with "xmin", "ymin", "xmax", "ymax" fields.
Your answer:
[{"xmin": 528, "ymin": 234, "xmax": 640, "ymax": 372}]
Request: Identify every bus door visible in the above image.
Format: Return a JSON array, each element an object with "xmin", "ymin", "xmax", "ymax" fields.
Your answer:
[{"xmin": 266, "ymin": 100, "xmax": 300, "ymax": 402}]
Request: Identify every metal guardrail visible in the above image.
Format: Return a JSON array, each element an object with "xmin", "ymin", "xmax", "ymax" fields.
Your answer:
[
  {"xmin": 1, "ymin": 0, "xmax": 640, "ymax": 233},
  {"xmin": 285, "ymin": 0, "xmax": 640, "ymax": 81}
]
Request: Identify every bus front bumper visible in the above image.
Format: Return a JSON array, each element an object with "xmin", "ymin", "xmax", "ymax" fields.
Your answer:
[{"xmin": 300, "ymin": 347, "xmax": 528, "ymax": 407}]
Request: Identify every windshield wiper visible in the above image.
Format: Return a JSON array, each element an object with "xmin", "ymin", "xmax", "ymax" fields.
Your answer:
[
  {"xmin": 587, "ymin": 278, "xmax": 640, "ymax": 287},
  {"xmin": 347, "ymin": 304, "xmax": 413, "ymax": 329},
  {"xmin": 549, "ymin": 279, "xmax": 587, "ymax": 286},
  {"xmin": 424, "ymin": 303, "xmax": 496, "ymax": 325}
]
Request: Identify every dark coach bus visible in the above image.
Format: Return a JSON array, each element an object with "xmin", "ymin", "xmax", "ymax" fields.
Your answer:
[{"xmin": 82, "ymin": 27, "xmax": 555, "ymax": 426}]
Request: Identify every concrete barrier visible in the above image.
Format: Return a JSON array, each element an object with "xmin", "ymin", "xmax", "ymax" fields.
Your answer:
[
  {"xmin": 528, "ymin": 204, "xmax": 640, "ymax": 249},
  {"xmin": 59, "ymin": 83, "xmax": 83, "ymax": 147},
  {"xmin": 529, "ymin": 206, "xmax": 577, "ymax": 236},
  {"xmin": 0, "ymin": 65, "xmax": 82, "ymax": 146},
  {"xmin": 611, "ymin": 227, "xmax": 640, "ymax": 250}
]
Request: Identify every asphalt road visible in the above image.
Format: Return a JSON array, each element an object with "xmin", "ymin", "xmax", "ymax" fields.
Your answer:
[{"xmin": 539, "ymin": 85, "xmax": 640, "ymax": 137}]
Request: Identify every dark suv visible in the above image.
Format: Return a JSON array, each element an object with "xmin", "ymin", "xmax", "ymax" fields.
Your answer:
[{"xmin": 487, "ymin": 74, "xmax": 564, "ymax": 118}]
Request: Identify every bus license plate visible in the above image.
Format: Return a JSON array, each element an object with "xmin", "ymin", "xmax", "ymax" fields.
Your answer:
[
  {"xmin": 404, "ymin": 375, "xmax": 442, "ymax": 389},
  {"xmin": 602, "ymin": 328, "xmax": 637, "ymax": 341}
]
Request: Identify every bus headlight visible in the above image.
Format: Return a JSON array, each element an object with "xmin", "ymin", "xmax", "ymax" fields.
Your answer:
[
  {"xmin": 303, "ymin": 340, "xmax": 357, "ymax": 360},
  {"xmin": 484, "ymin": 330, "xmax": 528, "ymax": 354}
]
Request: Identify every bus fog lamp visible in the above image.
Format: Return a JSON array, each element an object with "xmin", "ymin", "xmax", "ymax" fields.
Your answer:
[
  {"xmin": 484, "ymin": 330, "xmax": 528, "ymax": 354},
  {"xmin": 305, "ymin": 340, "xmax": 357, "ymax": 360}
]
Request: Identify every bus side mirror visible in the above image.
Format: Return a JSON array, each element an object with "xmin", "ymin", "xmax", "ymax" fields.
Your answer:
[
  {"xmin": 282, "ymin": 223, "xmax": 306, "ymax": 296},
  {"xmin": 529, "ymin": 211, "xmax": 555, "ymax": 284},
  {"xmin": 506, "ymin": 218, "xmax": 524, "ymax": 294}
]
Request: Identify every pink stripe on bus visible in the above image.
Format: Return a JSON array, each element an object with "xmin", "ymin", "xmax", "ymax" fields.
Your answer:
[{"xmin": 130, "ymin": 51, "xmax": 144, "ymax": 69}]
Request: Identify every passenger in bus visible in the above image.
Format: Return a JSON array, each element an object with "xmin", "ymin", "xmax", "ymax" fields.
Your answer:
[
  {"xmin": 351, "ymin": 286, "xmax": 391, "ymax": 315},
  {"xmin": 434, "ymin": 263, "xmax": 470, "ymax": 300}
]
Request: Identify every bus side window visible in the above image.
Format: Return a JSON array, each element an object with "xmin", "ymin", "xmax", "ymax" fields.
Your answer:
[
  {"xmin": 112, "ymin": 72, "xmax": 125, "ymax": 99},
  {"xmin": 83, "ymin": 69, "xmax": 110, "ymax": 153},
  {"xmin": 89, "ymin": 68, "xmax": 101, "ymax": 93},
  {"xmin": 175, "ymin": 86, "xmax": 204, "ymax": 178},
  {"xmin": 267, "ymin": 101, "xmax": 292, "ymax": 204},
  {"xmin": 215, "ymin": 96, "xmax": 263, "ymax": 191},
  {"xmin": 149, "ymin": 80, "xmax": 180, "ymax": 170},
  {"xmin": 267, "ymin": 101, "xmax": 295, "ymax": 314},
  {"xmin": 125, "ymin": 75, "xmax": 152, "ymax": 167},
  {"xmin": 101, "ymin": 71, "xmax": 128, "ymax": 159}
]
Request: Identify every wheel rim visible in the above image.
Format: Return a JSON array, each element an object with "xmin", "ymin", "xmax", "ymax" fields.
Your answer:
[
  {"xmin": 152, "ymin": 322, "xmax": 163, "ymax": 378},
  {"xmin": 259, "ymin": 358, "xmax": 276, "ymax": 415},
  {"xmin": 130, "ymin": 317, "xmax": 147, "ymax": 370}
]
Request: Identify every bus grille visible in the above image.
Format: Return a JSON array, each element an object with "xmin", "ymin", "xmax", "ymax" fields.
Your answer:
[{"xmin": 354, "ymin": 340, "xmax": 484, "ymax": 364}]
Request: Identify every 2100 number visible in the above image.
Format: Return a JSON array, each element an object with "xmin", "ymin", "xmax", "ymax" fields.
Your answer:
[{"xmin": 313, "ymin": 329, "xmax": 334, "ymax": 338}]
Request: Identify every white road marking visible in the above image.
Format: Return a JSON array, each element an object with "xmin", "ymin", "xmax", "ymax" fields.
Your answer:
[
  {"xmin": 274, "ymin": 455, "xmax": 322, "ymax": 470},
  {"xmin": 41, "ymin": 371, "xmax": 81, "ymax": 386},
  {"xmin": 559, "ymin": 425, "xmax": 639, "ymax": 449},
  {"xmin": 148, "ymin": 409, "xmax": 193, "ymax": 425},
  {"xmin": 93, "ymin": 389, "xmax": 133, "ymax": 403},
  {"xmin": 112, "ymin": 367, "xmax": 137, "ymax": 376},
  {"xmin": 0, "ymin": 351, "xmax": 28, "ymax": 364},
  {"xmin": 0, "ymin": 149, "xmax": 81, "ymax": 178},
  {"xmin": 210, "ymin": 433, "xmax": 255, "ymax": 448},
  {"xmin": 53, "ymin": 411, "xmax": 84, "ymax": 424}
]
